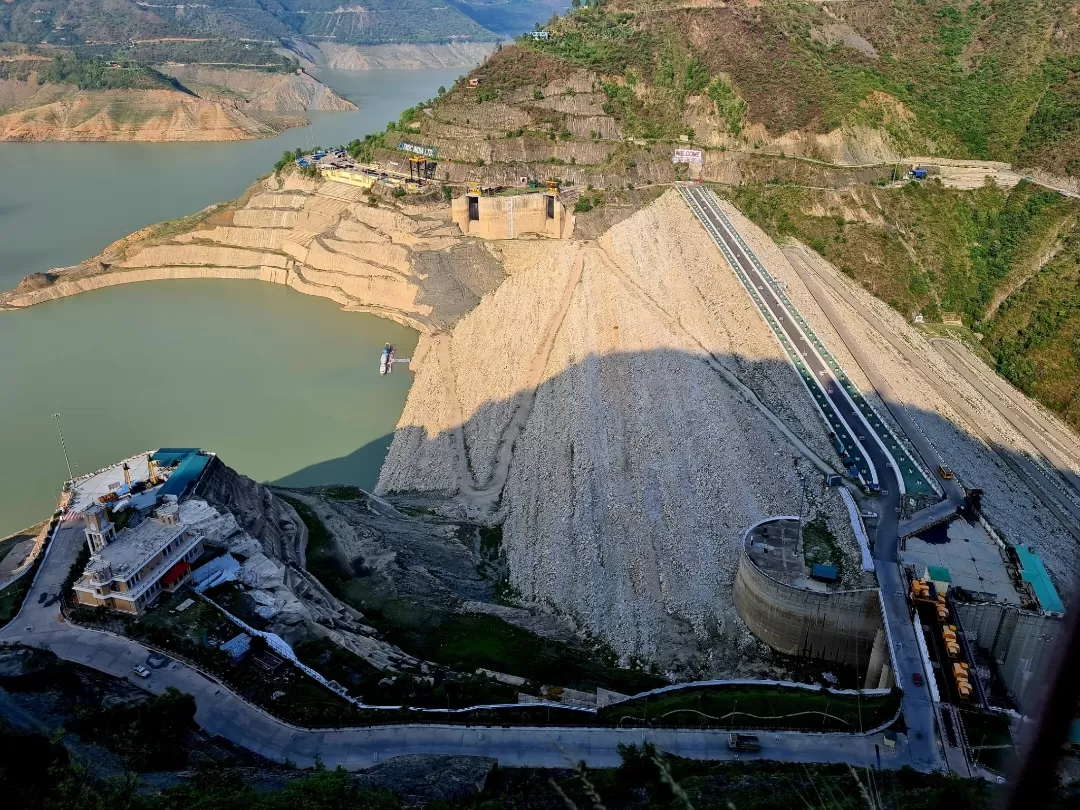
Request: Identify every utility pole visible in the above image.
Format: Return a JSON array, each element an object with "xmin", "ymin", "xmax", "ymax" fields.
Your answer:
[{"xmin": 53, "ymin": 413, "xmax": 74, "ymax": 484}]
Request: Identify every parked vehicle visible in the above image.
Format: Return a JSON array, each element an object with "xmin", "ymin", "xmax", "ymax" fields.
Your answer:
[
  {"xmin": 913, "ymin": 672, "xmax": 924, "ymax": 687},
  {"xmin": 133, "ymin": 665, "xmax": 151, "ymax": 679},
  {"xmin": 727, "ymin": 733, "xmax": 760, "ymax": 752}
]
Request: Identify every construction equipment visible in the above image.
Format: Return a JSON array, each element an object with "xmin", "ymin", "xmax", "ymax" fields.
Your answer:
[
  {"xmin": 911, "ymin": 578, "xmax": 936, "ymax": 602},
  {"xmin": 727, "ymin": 733, "xmax": 760, "ymax": 752},
  {"xmin": 942, "ymin": 625, "xmax": 961, "ymax": 658},
  {"xmin": 934, "ymin": 594, "xmax": 949, "ymax": 622},
  {"xmin": 953, "ymin": 662, "xmax": 972, "ymax": 700},
  {"xmin": 123, "ymin": 463, "xmax": 131, "ymax": 488},
  {"xmin": 407, "ymin": 154, "xmax": 437, "ymax": 183},
  {"xmin": 938, "ymin": 463, "xmax": 954, "ymax": 480},
  {"xmin": 148, "ymin": 454, "xmax": 160, "ymax": 486},
  {"xmin": 467, "ymin": 179, "xmax": 483, "ymax": 197},
  {"xmin": 545, "ymin": 179, "xmax": 560, "ymax": 194}
]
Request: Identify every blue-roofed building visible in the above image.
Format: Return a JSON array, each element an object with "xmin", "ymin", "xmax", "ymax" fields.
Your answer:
[
  {"xmin": 157, "ymin": 452, "xmax": 211, "ymax": 500},
  {"xmin": 1016, "ymin": 545, "xmax": 1065, "ymax": 614},
  {"xmin": 811, "ymin": 563, "xmax": 838, "ymax": 583}
]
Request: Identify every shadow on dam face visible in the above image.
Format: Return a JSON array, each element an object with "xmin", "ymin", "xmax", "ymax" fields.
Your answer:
[{"xmin": 268, "ymin": 348, "xmax": 1077, "ymax": 682}]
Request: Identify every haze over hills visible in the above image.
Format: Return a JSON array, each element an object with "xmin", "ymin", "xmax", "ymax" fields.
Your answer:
[
  {"xmin": 0, "ymin": 0, "xmax": 566, "ymax": 141},
  {"xmin": 0, "ymin": 0, "xmax": 566, "ymax": 46}
]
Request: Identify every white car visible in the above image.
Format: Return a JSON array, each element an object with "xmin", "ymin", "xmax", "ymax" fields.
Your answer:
[{"xmin": 133, "ymin": 665, "xmax": 151, "ymax": 679}]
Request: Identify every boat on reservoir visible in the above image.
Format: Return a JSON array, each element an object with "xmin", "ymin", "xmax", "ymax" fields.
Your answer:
[{"xmin": 380, "ymin": 343, "xmax": 395, "ymax": 375}]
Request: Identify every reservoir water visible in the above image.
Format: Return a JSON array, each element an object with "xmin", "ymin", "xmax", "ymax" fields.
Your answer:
[{"xmin": 0, "ymin": 67, "xmax": 460, "ymax": 536}]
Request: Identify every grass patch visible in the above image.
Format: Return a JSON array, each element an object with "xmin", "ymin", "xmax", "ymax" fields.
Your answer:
[
  {"xmin": 0, "ymin": 569, "xmax": 36, "ymax": 627},
  {"xmin": 318, "ymin": 485, "xmax": 367, "ymax": 502},
  {"xmin": 360, "ymin": 604, "xmax": 663, "ymax": 695},
  {"xmin": 599, "ymin": 684, "xmax": 900, "ymax": 732},
  {"xmin": 801, "ymin": 517, "xmax": 843, "ymax": 580},
  {"xmin": 277, "ymin": 494, "xmax": 350, "ymax": 597},
  {"xmin": 725, "ymin": 180, "xmax": 1080, "ymax": 430},
  {"xmin": 294, "ymin": 637, "xmax": 519, "ymax": 709},
  {"xmin": 283, "ymin": 494, "xmax": 664, "ymax": 695}
]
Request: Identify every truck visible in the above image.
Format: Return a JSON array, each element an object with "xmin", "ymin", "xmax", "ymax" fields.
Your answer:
[
  {"xmin": 938, "ymin": 464, "xmax": 954, "ymax": 480},
  {"xmin": 727, "ymin": 733, "xmax": 760, "ymax": 752}
]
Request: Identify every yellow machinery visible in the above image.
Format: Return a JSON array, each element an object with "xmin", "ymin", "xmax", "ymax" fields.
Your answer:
[
  {"xmin": 938, "ymin": 464, "xmax": 954, "ymax": 480},
  {"xmin": 953, "ymin": 662, "xmax": 972, "ymax": 700},
  {"xmin": 942, "ymin": 625, "xmax": 960, "ymax": 658},
  {"xmin": 545, "ymin": 179, "xmax": 560, "ymax": 194},
  {"xmin": 911, "ymin": 578, "xmax": 932, "ymax": 601},
  {"xmin": 147, "ymin": 454, "xmax": 160, "ymax": 486},
  {"xmin": 467, "ymin": 180, "xmax": 483, "ymax": 197},
  {"xmin": 935, "ymin": 595, "xmax": 949, "ymax": 622}
]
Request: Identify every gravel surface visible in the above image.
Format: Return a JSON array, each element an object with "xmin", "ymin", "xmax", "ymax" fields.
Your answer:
[
  {"xmin": 780, "ymin": 240, "xmax": 1080, "ymax": 588},
  {"xmin": 378, "ymin": 191, "xmax": 884, "ymax": 675}
]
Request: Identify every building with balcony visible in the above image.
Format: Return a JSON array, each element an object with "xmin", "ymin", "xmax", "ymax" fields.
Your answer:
[{"xmin": 72, "ymin": 498, "xmax": 203, "ymax": 614}]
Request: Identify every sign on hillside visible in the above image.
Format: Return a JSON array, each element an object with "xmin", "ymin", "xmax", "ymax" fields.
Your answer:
[
  {"xmin": 398, "ymin": 141, "xmax": 438, "ymax": 159},
  {"xmin": 673, "ymin": 148, "xmax": 703, "ymax": 164}
]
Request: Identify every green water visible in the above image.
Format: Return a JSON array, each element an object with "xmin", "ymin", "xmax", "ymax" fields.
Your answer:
[
  {"xmin": 0, "ymin": 281, "xmax": 418, "ymax": 536},
  {"xmin": 0, "ymin": 67, "xmax": 463, "ymax": 536}
]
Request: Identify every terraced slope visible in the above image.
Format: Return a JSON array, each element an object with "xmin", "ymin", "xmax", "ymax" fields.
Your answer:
[{"xmin": 381, "ymin": 0, "xmax": 1079, "ymax": 188}]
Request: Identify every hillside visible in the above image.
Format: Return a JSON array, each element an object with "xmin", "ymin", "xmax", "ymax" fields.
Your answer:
[
  {"xmin": 382, "ymin": 0, "xmax": 1078, "ymax": 185},
  {"xmin": 0, "ymin": 82, "xmax": 308, "ymax": 141},
  {"xmin": 0, "ymin": 0, "xmax": 559, "ymax": 47},
  {"xmin": 0, "ymin": 46, "xmax": 354, "ymax": 141},
  {"xmin": 341, "ymin": 0, "xmax": 1080, "ymax": 429},
  {"xmin": 728, "ymin": 181, "xmax": 1080, "ymax": 431}
]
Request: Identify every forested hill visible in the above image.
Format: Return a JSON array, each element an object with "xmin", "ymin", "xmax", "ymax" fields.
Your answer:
[
  {"xmin": 510, "ymin": 0, "xmax": 1079, "ymax": 174},
  {"xmin": 0, "ymin": 0, "xmax": 562, "ymax": 47}
]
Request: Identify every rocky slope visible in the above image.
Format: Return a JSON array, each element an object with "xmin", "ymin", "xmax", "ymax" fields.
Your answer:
[
  {"xmin": 156, "ymin": 66, "xmax": 356, "ymax": 113},
  {"xmin": 317, "ymin": 42, "xmax": 496, "ymax": 71},
  {"xmin": 0, "ymin": 81, "xmax": 306, "ymax": 142},
  {"xmin": 376, "ymin": 191, "xmax": 868, "ymax": 676},
  {"xmin": 0, "ymin": 65, "xmax": 354, "ymax": 142}
]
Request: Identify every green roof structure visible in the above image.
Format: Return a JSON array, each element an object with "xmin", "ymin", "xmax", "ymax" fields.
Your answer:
[
  {"xmin": 926, "ymin": 566, "xmax": 953, "ymax": 583},
  {"xmin": 1016, "ymin": 546, "xmax": 1065, "ymax": 614}
]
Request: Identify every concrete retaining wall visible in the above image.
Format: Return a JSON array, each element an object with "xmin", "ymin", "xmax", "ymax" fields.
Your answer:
[
  {"xmin": 733, "ymin": 550, "xmax": 884, "ymax": 672},
  {"xmin": 955, "ymin": 601, "xmax": 1063, "ymax": 715}
]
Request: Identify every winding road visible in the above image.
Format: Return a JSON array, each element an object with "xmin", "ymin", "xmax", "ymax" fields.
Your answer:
[
  {"xmin": 679, "ymin": 185, "xmax": 944, "ymax": 772},
  {"xmin": 2, "ymin": 512, "xmax": 912, "ymax": 771}
]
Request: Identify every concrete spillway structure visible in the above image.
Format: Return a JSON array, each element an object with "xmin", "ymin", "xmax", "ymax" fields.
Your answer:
[
  {"xmin": 733, "ymin": 517, "xmax": 892, "ymax": 688},
  {"xmin": 451, "ymin": 191, "xmax": 574, "ymax": 240}
]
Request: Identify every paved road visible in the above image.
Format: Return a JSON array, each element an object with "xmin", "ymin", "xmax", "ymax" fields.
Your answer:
[
  {"xmin": 783, "ymin": 245, "xmax": 965, "ymax": 507},
  {"xmin": 781, "ymin": 242, "xmax": 1080, "ymax": 543},
  {"xmin": 1, "ymin": 516, "xmax": 915, "ymax": 771},
  {"xmin": 679, "ymin": 189, "xmax": 943, "ymax": 772}
]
